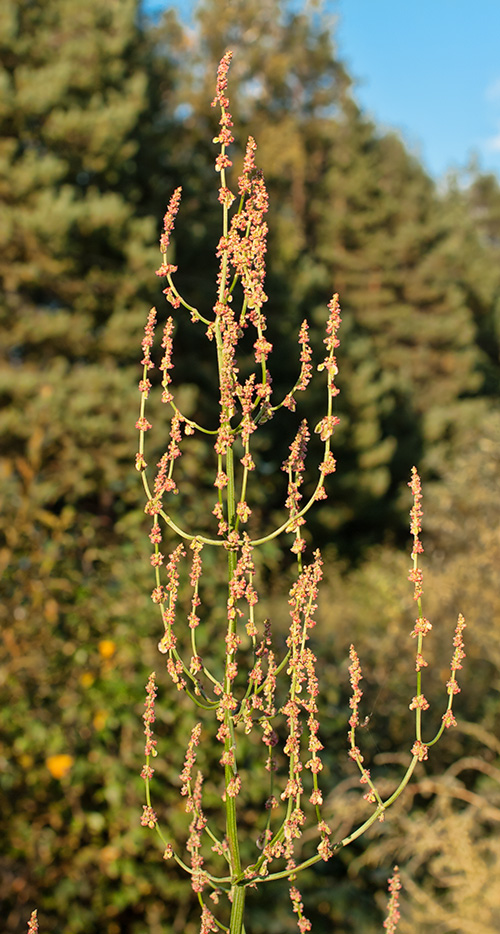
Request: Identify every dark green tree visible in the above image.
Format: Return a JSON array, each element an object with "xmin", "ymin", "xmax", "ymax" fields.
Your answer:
[
  {"xmin": 0, "ymin": 2, "xmax": 193, "ymax": 931},
  {"xmin": 441, "ymin": 168, "xmax": 500, "ymax": 397},
  {"xmin": 0, "ymin": 0, "xmax": 170, "ymax": 508}
]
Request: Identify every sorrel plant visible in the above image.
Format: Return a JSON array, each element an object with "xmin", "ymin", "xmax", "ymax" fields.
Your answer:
[{"xmin": 135, "ymin": 51, "xmax": 466, "ymax": 934}]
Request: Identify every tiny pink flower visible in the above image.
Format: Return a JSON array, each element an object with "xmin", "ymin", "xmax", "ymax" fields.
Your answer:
[
  {"xmin": 411, "ymin": 740, "xmax": 428, "ymax": 761},
  {"xmin": 151, "ymin": 586, "xmax": 165, "ymax": 604},
  {"xmin": 141, "ymin": 805, "xmax": 158, "ymax": 828},
  {"xmin": 214, "ymin": 470, "xmax": 228, "ymax": 489},
  {"xmin": 383, "ymin": 866, "xmax": 401, "ymax": 934},
  {"xmin": 160, "ymin": 187, "xmax": 182, "ymax": 254},
  {"xmin": 236, "ymin": 500, "xmax": 252, "ymax": 523},
  {"xmin": 314, "ymin": 415, "xmax": 340, "ymax": 442},
  {"xmin": 136, "ymin": 416, "xmax": 152, "ymax": 432},
  {"xmin": 200, "ymin": 905, "xmax": 219, "ymax": 933},
  {"xmin": 409, "ymin": 694, "xmax": 430, "ymax": 711},
  {"xmin": 226, "ymin": 774, "xmax": 242, "ymax": 797},
  {"xmin": 155, "ymin": 262, "xmax": 178, "ymax": 277},
  {"xmin": 415, "ymin": 652, "xmax": 428, "ymax": 671}
]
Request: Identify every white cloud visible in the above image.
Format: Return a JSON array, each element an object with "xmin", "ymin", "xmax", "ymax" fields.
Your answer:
[
  {"xmin": 485, "ymin": 131, "xmax": 500, "ymax": 153},
  {"xmin": 485, "ymin": 77, "xmax": 500, "ymax": 103}
]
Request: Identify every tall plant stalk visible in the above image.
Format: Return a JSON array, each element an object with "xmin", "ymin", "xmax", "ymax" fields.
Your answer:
[{"xmin": 135, "ymin": 52, "xmax": 466, "ymax": 934}]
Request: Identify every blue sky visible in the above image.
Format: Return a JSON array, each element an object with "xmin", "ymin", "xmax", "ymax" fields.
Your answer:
[
  {"xmin": 333, "ymin": 0, "xmax": 500, "ymax": 180},
  {"xmin": 147, "ymin": 0, "xmax": 500, "ymax": 181}
]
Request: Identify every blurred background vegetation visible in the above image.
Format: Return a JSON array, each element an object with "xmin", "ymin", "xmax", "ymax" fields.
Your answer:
[{"xmin": 1, "ymin": 0, "xmax": 500, "ymax": 931}]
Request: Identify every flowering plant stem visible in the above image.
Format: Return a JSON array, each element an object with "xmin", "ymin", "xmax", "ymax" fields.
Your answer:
[{"xmin": 135, "ymin": 52, "xmax": 466, "ymax": 934}]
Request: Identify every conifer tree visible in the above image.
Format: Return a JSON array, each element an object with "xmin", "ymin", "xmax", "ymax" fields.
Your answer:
[
  {"xmin": 443, "ymin": 169, "xmax": 500, "ymax": 397},
  {"xmin": 0, "ymin": 0, "xmax": 169, "ymax": 513},
  {"xmin": 0, "ymin": 3, "xmax": 189, "ymax": 930}
]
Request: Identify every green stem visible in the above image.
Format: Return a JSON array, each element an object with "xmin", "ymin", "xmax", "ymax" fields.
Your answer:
[
  {"xmin": 229, "ymin": 883, "xmax": 246, "ymax": 934},
  {"xmin": 226, "ymin": 443, "xmax": 236, "ymax": 529},
  {"xmin": 216, "ymin": 296, "xmax": 245, "ymax": 929}
]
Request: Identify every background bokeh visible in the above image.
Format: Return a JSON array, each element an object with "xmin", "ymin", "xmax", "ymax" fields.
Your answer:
[{"xmin": 1, "ymin": 1, "xmax": 500, "ymax": 931}]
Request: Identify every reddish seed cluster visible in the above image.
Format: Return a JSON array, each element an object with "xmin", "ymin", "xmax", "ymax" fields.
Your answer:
[
  {"xmin": 200, "ymin": 905, "xmax": 219, "ymax": 934},
  {"xmin": 408, "ymin": 467, "xmax": 423, "ymax": 545},
  {"xmin": 186, "ymin": 772, "xmax": 208, "ymax": 893},
  {"xmin": 211, "ymin": 50, "xmax": 233, "ymax": 115},
  {"xmin": 136, "ymin": 415, "xmax": 152, "ymax": 433},
  {"xmin": 210, "ymin": 134, "xmax": 270, "ymax": 467},
  {"xmin": 188, "ymin": 539, "xmax": 204, "ymax": 630},
  {"xmin": 408, "ymin": 467, "xmax": 424, "ymax": 602},
  {"xmin": 141, "ymin": 805, "xmax": 158, "ymax": 829},
  {"xmin": 411, "ymin": 739, "xmax": 428, "ymax": 762},
  {"xmin": 27, "ymin": 911, "xmax": 38, "ymax": 934},
  {"xmin": 443, "ymin": 614, "xmax": 466, "ymax": 724},
  {"xmin": 218, "ymin": 185, "xmax": 235, "ymax": 208},
  {"xmin": 319, "ymin": 451, "xmax": 337, "ymax": 476},
  {"xmin": 450, "ymin": 614, "xmax": 466, "ymax": 677},
  {"xmin": 210, "ymin": 147, "xmax": 271, "ymax": 459},
  {"xmin": 224, "ymin": 538, "xmax": 257, "ymax": 644},
  {"xmin": 239, "ymin": 135, "xmax": 257, "ymax": 195},
  {"xmin": 167, "ymin": 656, "xmax": 187, "ymax": 692},
  {"xmin": 322, "ymin": 294, "xmax": 342, "ymax": 389},
  {"xmin": 212, "ymin": 501, "xmax": 228, "ymax": 536},
  {"xmin": 289, "ymin": 885, "xmax": 312, "ymax": 933},
  {"xmin": 407, "ymin": 469, "xmax": 430, "ymax": 674},
  {"xmin": 235, "ymin": 170, "xmax": 269, "ymax": 315},
  {"xmin": 442, "ymin": 709, "xmax": 457, "ymax": 729},
  {"xmin": 407, "ymin": 565, "xmax": 423, "ymax": 603},
  {"xmin": 180, "ymin": 722, "xmax": 202, "ymax": 796},
  {"xmin": 409, "ymin": 693, "xmax": 430, "ymax": 711},
  {"xmin": 163, "ymin": 285, "xmax": 181, "ymax": 310},
  {"xmin": 238, "ymin": 375, "xmax": 258, "ymax": 448},
  {"xmin": 236, "ymin": 499, "xmax": 251, "ymax": 523},
  {"xmin": 281, "ymin": 553, "xmax": 326, "ymax": 824},
  {"xmin": 347, "ymin": 645, "xmax": 383, "ymax": 805},
  {"xmin": 317, "ymin": 820, "xmax": 333, "ymax": 861},
  {"xmin": 151, "ymin": 585, "xmax": 165, "ymax": 604},
  {"xmin": 154, "ymin": 452, "xmax": 178, "ymax": 498},
  {"xmin": 348, "ymin": 645, "xmax": 362, "ymax": 731},
  {"xmin": 160, "ymin": 317, "xmax": 175, "ymax": 402},
  {"xmin": 383, "ymin": 866, "xmax": 401, "ymax": 934},
  {"xmin": 284, "ymin": 420, "xmax": 310, "ymax": 477},
  {"xmin": 226, "ymin": 774, "xmax": 242, "ymax": 798},
  {"xmin": 142, "ymin": 672, "xmax": 157, "ymax": 766},
  {"xmin": 135, "ymin": 451, "xmax": 147, "ymax": 471},
  {"xmin": 157, "ymin": 544, "xmax": 185, "ymax": 665},
  {"xmin": 283, "ymin": 420, "xmax": 310, "ymax": 550},
  {"xmin": 314, "ymin": 414, "xmax": 340, "ymax": 443},
  {"xmin": 411, "ymin": 616, "xmax": 432, "ymax": 638},
  {"xmin": 283, "ymin": 320, "xmax": 312, "ymax": 412},
  {"xmin": 409, "ymin": 694, "xmax": 430, "ymax": 710},
  {"xmin": 296, "ymin": 320, "xmax": 313, "ymax": 392},
  {"xmin": 159, "ymin": 187, "xmax": 182, "ymax": 255},
  {"xmin": 149, "ymin": 520, "xmax": 162, "ymax": 545},
  {"xmin": 141, "ymin": 306, "xmax": 157, "ymax": 370}
]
